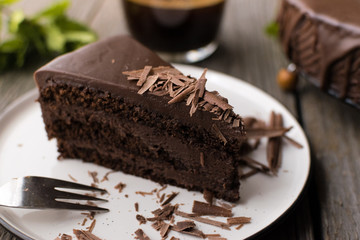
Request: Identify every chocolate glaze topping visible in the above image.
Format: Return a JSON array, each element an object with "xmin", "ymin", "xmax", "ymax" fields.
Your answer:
[{"xmin": 35, "ymin": 35, "xmax": 245, "ymax": 142}]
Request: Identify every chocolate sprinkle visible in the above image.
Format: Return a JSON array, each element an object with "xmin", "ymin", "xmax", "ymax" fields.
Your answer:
[{"xmin": 192, "ymin": 201, "xmax": 232, "ymax": 217}]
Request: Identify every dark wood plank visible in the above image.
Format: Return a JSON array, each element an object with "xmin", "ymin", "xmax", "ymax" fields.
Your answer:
[{"xmin": 299, "ymin": 80, "xmax": 360, "ymax": 239}]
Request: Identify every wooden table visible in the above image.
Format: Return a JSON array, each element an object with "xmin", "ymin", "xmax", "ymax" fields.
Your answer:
[{"xmin": 1, "ymin": 0, "xmax": 359, "ymax": 239}]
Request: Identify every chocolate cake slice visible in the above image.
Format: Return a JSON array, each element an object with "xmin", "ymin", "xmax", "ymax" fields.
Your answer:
[
  {"xmin": 278, "ymin": 0, "xmax": 360, "ymax": 109},
  {"xmin": 34, "ymin": 35, "xmax": 246, "ymax": 202}
]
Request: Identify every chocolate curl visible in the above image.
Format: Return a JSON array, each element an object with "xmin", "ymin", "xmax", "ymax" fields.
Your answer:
[
  {"xmin": 137, "ymin": 66, "xmax": 152, "ymax": 86},
  {"xmin": 267, "ymin": 112, "xmax": 283, "ymax": 174}
]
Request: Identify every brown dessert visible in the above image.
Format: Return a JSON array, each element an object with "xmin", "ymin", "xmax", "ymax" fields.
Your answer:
[
  {"xmin": 34, "ymin": 35, "xmax": 246, "ymax": 202},
  {"xmin": 278, "ymin": 0, "xmax": 360, "ymax": 109}
]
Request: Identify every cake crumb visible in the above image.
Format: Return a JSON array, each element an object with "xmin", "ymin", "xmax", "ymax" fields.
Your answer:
[
  {"xmin": 136, "ymin": 214, "xmax": 147, "ymax": 225},
  {"xmin": 114, "ymin": 182, "xmax": 126, "ymax": 193},
  {"xmin": 88, "ymin": 171, "xmax": 99, "ymax": 183}
]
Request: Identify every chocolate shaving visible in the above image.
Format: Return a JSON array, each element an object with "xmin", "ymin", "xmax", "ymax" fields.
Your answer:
[
  {"xmin": 283, "ymin": 135, "xmax": 303, "ymax": 148},
  {"xmin": 240, "ymin": 156, "xmax": 270, "ymax": 172},
  {"xmin": 168, "ymin": 85, "xmax": 195, "ymax": 104},
  {"xmin": 81, "ymin": 218, "xmax": 88, "ymax": 226},
  {"xmin": 173, "ymin": 220, "xmax": 196, "ymax": 231},
  {"xmin": 246, "ymin": 127, "xmax": 291, "ymax": 139},
  {"xmin": 200, "ymin": 152, "xmax": 205, "ymax": 167},
  {"xmin": 208, "ymin": 237, "xmax": 227, "ymax": 240},
  {"xmin": 138, "ymin": 75, "xmax": 158, "ymax": 95},
  {"xmin": 227, "ymin": 217, "xmax": 251, "ymax": 225},
  {"xmin": 235, "ymin": 223, "xmax": 244, "ymax": 230},
  {"xmin": 170, "ymin": 76, "xmax": 186, "ymax": 86},
  {"xmin": 135, "ymin": 202, "xmax": 139, "ymax": 212},
  {"xmin": 137, "ymin": 66, "xmax": 152, "ymax": 86},
  {"xmin": 136, "ymin": 191, "xmax": 153, "ymax": 196},
  {"xmin": 86, "ymin": 220, "xmax": 96, "ymax": 233},
  {"xmin": 159, "ymin": 222, "xmax": 170, "ymax": 238},
  {"xmin": 170, "ymin": 227, "xmax": 205, "ymax": 239},
  {"xmin": 147, "ymin": 204, "xmax": 175, "ymax": 221},
  {"xmin": 267, "ymin": 112, "xmax": 283, "ymax": 173},
  {"xmin": 203, "ymin": 91, "xmax": 232, "ymax": 111},
  {"xmin": 151, "ymin": 221, "xmax": 163, "ymax": 231},
  {"xmin": 68, "ymin": 174, "xmax": 77, "ymax": 182},
  {"xmin": 161, "ymin": 192, "xmax": 179, "ymax": 206},
  {"xmin": 134, "ymin": 229, "xmax": 151, "ymax": 240},
  {"xmin": 60, "ymin": 234, "xmax": 72, "ymax": 240},
  {"xmin": 232, "ymin": 118, "xmax": 240, "ymax": 128},
  {"xmin": 240, "ymin": 169, "xmax": 260, "ymax": 179},
  {"xmin": 170, "ymin": 237, "xmax": 180, "ymax": 240},
  {"xmin": 192, "ymin": 201, "xmax": 232, "ymax": 217},
  {"xmin": 73, "ymin": 229, "xmax": 102, "ymax": 240},
  {"xmin": 175, "ymin": 210, "xmax": 230, "ymax": 230},
  {"xmin": 81, "ymin": 212, "xmax": 95, "ymax": 220},
  {"xmin": 136, "ymin": 214, "xmax": 147, "ymax": 225},
  {"xmin": 203, "ymin": 190, "xmax": 213, "ymax": 205},
  {"xmin": 159, "ymin": 193, "xmax": 165, "ymax": 203},
  {"xmin": 212, "ymin": 124, "xmax": 227, "ymax": 145},
  {"xmin": 114, "ymin": 182, "xmax": 126, "ymax": 193}
]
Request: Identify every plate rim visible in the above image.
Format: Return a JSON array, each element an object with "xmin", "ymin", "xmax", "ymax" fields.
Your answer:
[{"xmin": 0, "ymin": 65, "xmax": 311, "ymax": 240}]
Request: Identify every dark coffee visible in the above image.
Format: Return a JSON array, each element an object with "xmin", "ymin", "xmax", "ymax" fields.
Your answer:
[{"xmin": 123, "ymin": 0, "xmax": 225, "ymax": 53}]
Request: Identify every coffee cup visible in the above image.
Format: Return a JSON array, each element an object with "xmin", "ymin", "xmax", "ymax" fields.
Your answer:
[{"xmin": 122, "ymin": 0, "xmax": 226, "ymax": 63}]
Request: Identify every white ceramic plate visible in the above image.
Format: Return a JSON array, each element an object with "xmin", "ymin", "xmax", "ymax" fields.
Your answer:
[{"xmin": 0, "ymin": 64, "xmax": 310, "ymax": 240}]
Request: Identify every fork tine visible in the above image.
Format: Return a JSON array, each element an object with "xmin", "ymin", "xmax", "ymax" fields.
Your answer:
[
  {"xmin": 52, "ymin": 201, "xmax": 109, "ymax": 212},
  {"xmin": 54, "ymin": 189, "xmax": 108, "ymax": 202},
  {"xmin": 28, "ymin": 176, "xmax": 107, "ymax": 193}
]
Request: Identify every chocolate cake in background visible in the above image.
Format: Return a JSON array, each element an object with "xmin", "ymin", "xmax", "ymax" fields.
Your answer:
[
  {"xmin": 34, "ymin": 35, "xmax": 246, "ymax": 202},
  {"xmin": 278, "ymin": 0, "xmax": 360, "ymax": 109}
]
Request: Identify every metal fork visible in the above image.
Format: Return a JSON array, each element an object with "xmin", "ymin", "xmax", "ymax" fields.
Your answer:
[{"xmin": 0, "ymin": 176, "xmax": 109, "ymax": 212}]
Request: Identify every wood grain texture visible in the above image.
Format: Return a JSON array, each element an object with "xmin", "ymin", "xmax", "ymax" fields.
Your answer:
[{"xmin": 299, "ymin": 80, "xmax": 360, "ymax": 240}]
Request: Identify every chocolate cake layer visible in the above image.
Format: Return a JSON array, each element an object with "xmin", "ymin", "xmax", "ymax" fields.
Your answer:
[
  {"xmin": 34, "ymin": 35, "xmax": 245, "ymax": 201},
  {"xmin": 278, "ymin": 0, "xmax": 360, "ymax": 108}
]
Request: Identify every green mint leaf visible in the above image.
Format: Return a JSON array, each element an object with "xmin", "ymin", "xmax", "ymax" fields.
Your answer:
[
  {"xmin": 43, "ymin": 23, "xmax": 66, "ymax": 52},
  {"xmin": 33, "ymin": 0, "xmax": 70, "ymax": 20},
  {"xmin": 18, "ymin": 20, "xmax": 47, "ymax": 56},
  {"xmin": 265, "ymin": 21, "xmax": 279, "ymax": 37},
  {"xmin": 64, "ymin": 31, "xmax": 96, "ymax": 43},
  {"xmin": 0, "ymin": 38, "xmax": 23, "ymax": 53},
  {"xmin": 9, "ymin": 10, "xmax": 25, "ymax": 33}
]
